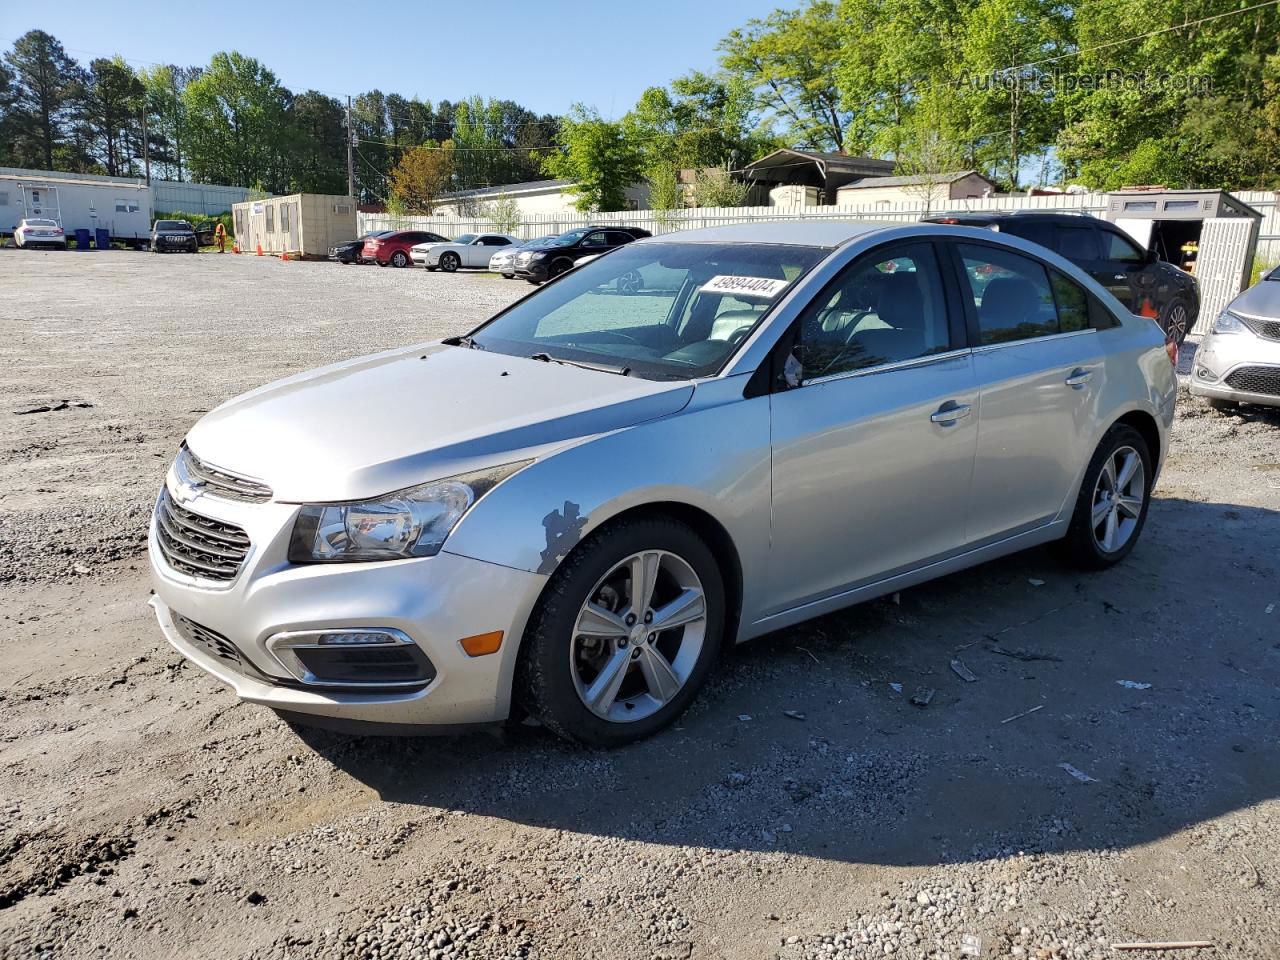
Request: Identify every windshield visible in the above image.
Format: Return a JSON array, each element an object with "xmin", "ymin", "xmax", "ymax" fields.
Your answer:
[
  {"xmin": 467, "ymin": 242, "xmax": 828, "ymax": 380},
  {"xmin": 545, "ymin": 230, "xmax": 588, "ymax": 248},
  {"xmin": 454, "ymin": 234, "xmax": 477, "ymax": 245},
  {"xmin": 155, "ymin": 220, "xmax": 192, "ymax": 231}
]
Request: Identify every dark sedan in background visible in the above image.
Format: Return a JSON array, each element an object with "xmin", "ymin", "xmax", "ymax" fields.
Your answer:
[{"xmin": 329, "ymin": 231, "xmax": 393, "ymax": 264}]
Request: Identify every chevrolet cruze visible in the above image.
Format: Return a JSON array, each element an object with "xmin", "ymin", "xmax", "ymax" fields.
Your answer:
[{"xmin": 149, "ymin": 221, "xmax": 1176, "ymax": 746}]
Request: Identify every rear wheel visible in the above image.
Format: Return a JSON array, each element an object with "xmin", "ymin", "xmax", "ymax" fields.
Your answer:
[
  {"xmin": 1162, "ymin": 298, "xmax": 1192, "ymax": 347},
  {"xmin": 440, "ymin": 252, "xmax": 460, "ymax": 273},
  {"xmin": 516, "ymin": 516, "xmax": 725, "ymax": 746},
  {"xmin": 390, "ymin": 251, "xmax": 409, "ymax": 268},
  {"xmin": 1060, "ymin": 424, "xmax": 1152, "ymax": 569}
]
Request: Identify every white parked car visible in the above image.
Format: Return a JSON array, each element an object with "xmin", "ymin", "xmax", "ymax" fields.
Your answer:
[
  {"xmin": 413, "ymin": 233, "xmax": 519, "ymax": 272},
  {"xmin": 1190, "ymin": 263, "xmax": 1280, "ymax": 410},
  {"xmin": 14, "ymin": 217, "xmax": 67, "ymax": 249}
]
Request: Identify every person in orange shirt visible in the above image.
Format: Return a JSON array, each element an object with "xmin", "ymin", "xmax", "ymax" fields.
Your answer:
[{"xmin": 214, "ymin": 221, "xmax": 226, "ymax": 253}]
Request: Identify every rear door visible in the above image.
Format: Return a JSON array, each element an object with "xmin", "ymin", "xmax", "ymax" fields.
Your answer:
[
  {"xmin": 1092, "ymin": 226, "xmax": 1154, "ymax": 315},
  {"xmin": 946, "ymin": 240, "xmax": 1104, "ymax": 544},
  {"xmin": 767, "ymin": 241, "xmax": 978, "ymax": 614}
]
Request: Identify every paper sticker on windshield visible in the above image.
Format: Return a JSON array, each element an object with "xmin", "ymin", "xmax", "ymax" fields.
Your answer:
[{"xmin": 699, "ymin": 275, "xmax": 789, "ymax": 299}]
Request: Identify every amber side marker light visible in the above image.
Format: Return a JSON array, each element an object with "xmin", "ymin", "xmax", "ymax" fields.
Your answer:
[{"xmin": 459, "ymin": 630, "xmax": 504, "ymax": 657}]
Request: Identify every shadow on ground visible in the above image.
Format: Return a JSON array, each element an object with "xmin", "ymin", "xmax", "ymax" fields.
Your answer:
[{"xmin": 292, "ymin": 495, "xmax": 1280, "ymax": 868}]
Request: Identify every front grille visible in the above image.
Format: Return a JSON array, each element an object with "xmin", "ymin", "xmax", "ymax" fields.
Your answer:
[
  {"xmin": 1242, "ymin": 316, "xmax": 1280, "ymax": 342},
  {"xmin": 155, "ymin": 489, "xmax": 251, "ymax": 581},
  {"xmin": 182, "ymin": 446, "xmax": 272, "ymax": 502},
  {"xmin": 172, "ymin": 613, "xmax": 244, "ymax": 668},
  {"xmin": 1224, "ymin": 365, "xmax": 1280, "ymax": 397}
]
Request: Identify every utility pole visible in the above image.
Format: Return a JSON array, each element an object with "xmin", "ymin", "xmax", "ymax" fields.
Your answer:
[
  {"xmin": 141, "ymin": 108, "xmax": 151, "ymax": 185},
  {"xmin": 346, "ymin": 95, "xmax": 355, "ymax": 201}
]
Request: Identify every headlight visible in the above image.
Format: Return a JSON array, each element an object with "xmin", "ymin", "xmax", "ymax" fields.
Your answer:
[
  {"xmin": 288, "ymin": 461, "xmax": 529, "ymax": 563},
  {"xmin": 1212, "ymin": 310, "xmax": 1246, "ymax": 335}
]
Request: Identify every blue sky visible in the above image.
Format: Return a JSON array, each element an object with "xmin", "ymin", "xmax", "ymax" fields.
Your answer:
[{"xmin": 1, "ymin": 1, "xmax": 784, "ymax": 118}]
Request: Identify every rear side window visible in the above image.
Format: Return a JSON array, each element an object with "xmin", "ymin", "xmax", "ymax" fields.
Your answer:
[
  {"xmin": 581, "ymin": 232, "xmax": 610, "ymax": 248},
  {"xmin": 606, "ymin": 231, "xmax": 636, "ymax": 246},
  {"xmin": 1054, "ymin": 226, "xmax": 1099, "ymax": 261},
  {"xmin": 957, "ymin": 243, "xmax": 1059, "ymax": 344},
  {"xmin": 1049, "ymin": 271, "xmax": 1089, "ymax": 332}
]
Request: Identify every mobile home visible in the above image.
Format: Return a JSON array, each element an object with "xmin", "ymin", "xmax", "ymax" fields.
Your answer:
[{"xmin": 0, "ymin": 170, "xmax": 152, "ymax": 245}]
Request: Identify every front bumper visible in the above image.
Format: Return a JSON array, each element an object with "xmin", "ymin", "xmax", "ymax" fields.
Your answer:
[
  {"xmin": 411, "ymin": 253, "xmax": 438, "ymax": 267},
  {"xmin": 148, "ymin": 489, "xmax": 547, "ymax": 728},
  {"xmin": 1189, "ymin": 328, "xmax": 1280, "ymax": 408},
  {"xmin": 513, "ymin": 261, "xmax": 548, "ymax": 282}
]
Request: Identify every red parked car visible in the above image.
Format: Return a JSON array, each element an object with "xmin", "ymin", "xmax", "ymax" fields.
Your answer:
[{"xmin": 362, "ymin": 230, "xmax": 450, "ymax": 268}]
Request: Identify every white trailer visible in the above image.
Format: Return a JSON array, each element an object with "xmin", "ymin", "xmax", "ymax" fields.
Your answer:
[{"xmin": 0, "ymin": 172, "xmax": 153, "ymax": 246}]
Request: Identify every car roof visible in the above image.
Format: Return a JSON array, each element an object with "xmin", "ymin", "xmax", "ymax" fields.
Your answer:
[
  {"xmin": 926, "ymin": 211, "xmax": 1104, "ymax": 225},
  {"xmin": 634, "ymin": 220, "xmax": 897, "ymax": 248}
]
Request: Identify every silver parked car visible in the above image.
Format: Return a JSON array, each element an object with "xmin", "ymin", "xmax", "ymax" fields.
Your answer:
[
  {"xmin": 490, "ymin": 236, "xmax": 558, "ymax": 279},
  {"xmin": 148, "ymin": 222, "xmax": 1176, "ymax": 745},
  {"xmin": 1190, "ymin": 264, "xmax": 1280, "ymax": 410}
]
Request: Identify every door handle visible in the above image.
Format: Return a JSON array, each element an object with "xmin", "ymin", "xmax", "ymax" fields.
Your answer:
[
  {"xmin": 1113, "ymin": 273, "xmax": 1127, "ymax": 281},
  {"xmin": 930, "ymin": 402, "xmax": 971, "ymax": 424},
  {"xmin": 1065, "ymin": 368, "xmax": 1094, "ymax": 388}
]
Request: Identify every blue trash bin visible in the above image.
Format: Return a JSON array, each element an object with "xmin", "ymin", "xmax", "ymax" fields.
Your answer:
[
  {"xmin": 75, "ymin": 228, "xmax": 91, "ymax": 250},
  {"xmin": 95, "ymin": 228, "xmax": 110, "ymax": 250}
]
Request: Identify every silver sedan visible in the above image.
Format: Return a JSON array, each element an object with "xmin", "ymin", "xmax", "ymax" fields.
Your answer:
[
  {"xmin": 1190, "ymin": 264, "xmax": 1280, "ymax": 410},
  {"xmin": 148, "ymin": 221, "xmax": 1176, "ymax": 745}
]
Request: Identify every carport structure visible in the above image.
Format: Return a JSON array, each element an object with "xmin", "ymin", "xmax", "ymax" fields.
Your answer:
[{"xmin": 1105, "ymin": 188, "xmax": 1263, "ymax": 333}]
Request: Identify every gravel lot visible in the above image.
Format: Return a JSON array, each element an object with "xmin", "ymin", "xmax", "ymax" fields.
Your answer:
[{"xmin": 2, "ymin": 249, "xmax": 1279, "ymax": 960}]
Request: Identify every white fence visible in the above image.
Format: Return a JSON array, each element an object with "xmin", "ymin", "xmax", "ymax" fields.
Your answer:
[{"xmin": 360, "ymin": 189, "xmax": 1280, "ymax": 265}]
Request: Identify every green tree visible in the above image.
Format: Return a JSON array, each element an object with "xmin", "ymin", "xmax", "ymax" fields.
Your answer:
[
  {"xmin": 542, "ymin": 105, "xmax": 643, "ymax": 212},
  {"xmin": 81, "ymin": 57, "xmax": 145, "ymax": 177},
  {"xmin": 3, "ymin": 30, "xmax": 82, "ymax": 169},
  {"xmin": 183, "ymin": 52, "xmax": 291, "ymax": 190},
  {"xmin": 484, "ymin": 192, "xmax": 521, "ymax": 232},
  {"xmin": 139, "ymin": 64, "xmax": 197, "ymax": 181},
  {"xmin": 718, "ymin": 1, "xmax": 850, "ymax": 151},
  {"xmin": 289, "ymin": 90, "xmax": 347, "ymax": 193}
]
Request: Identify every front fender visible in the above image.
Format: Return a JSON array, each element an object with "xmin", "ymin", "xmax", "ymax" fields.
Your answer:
[{"xmin": 442, "ymin": 376, "xmax": 772, "ymax": 623}]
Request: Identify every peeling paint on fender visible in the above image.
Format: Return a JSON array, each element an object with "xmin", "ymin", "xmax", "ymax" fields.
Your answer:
[{"xmin": 538, "ymin": 501, "xmax": 587, "ymax": 575}]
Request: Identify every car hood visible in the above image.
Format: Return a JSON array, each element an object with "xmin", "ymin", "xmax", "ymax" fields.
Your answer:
[
  {"xmin": 411, "ymin": 242, "xmax": 451, "ymax": 253},
  {"xmin": 1230, "ymin": 278, "xmax": 1280, "ymax": 319},
  {"xmin": 185, "ymin": 343, "xmax": 695, "ymax": 502}
]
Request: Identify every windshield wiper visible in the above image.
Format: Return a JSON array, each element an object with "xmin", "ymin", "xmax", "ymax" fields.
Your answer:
[
  {"xmin": 529, "ymin": 352, "xmax": 631, "ymax": 376},
  {"xmin": 443, "ymin": 334, "xmax": 484, "ymax": 350}
]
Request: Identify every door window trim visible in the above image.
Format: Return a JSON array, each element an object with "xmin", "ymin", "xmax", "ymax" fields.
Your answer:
[{"xmin": 802, "ymin": 345, "xmax": 973, "ymax": 387}]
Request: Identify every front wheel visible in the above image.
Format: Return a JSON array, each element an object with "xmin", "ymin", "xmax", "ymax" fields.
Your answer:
[
  {"xmin": 516, "ymin": 516, "xmax": 725, "ymax": 746},
  {"xmin": 439, "ymin": 252, "xmax": 460, "ymax": 273},
  {"xmin": 1060, "ymin": 424, "xmax": 1152, "ymax": 570}
]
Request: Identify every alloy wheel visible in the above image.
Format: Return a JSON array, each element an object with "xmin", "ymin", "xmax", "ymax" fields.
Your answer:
[
  {"xmin": 441, "ymin": 253, "xmax": 459, "ymax": 272},
  {"xmin": 1166, "ymin": 303, "xmax": 1189, "ymax": 345},
  {"xmin": 570, "ymin": 550, "xmax": 707, "ymax": 723},
  {"xmin": 1091, "ymin": 445, "xmax": 1145, "ymax": 553},
  {"xmin": 391, "ymin": 251, "xmax": 408, "ymax": 267}
]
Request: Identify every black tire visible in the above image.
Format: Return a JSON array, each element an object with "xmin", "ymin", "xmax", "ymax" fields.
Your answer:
[
  {"xmin": 516, "ymin": 515, "xmax": 726, "ymax": 747},
  {"xmin": 549, "ymin": 258, "xmax": 574, "ymax": 279},
  {"xmin": 1161, "ymin": 298, "xmax": 1192, "ymax": 346},
  {"xmin": 391, "ymin": 251, "xmax": 409, "ymax": 268},
  {"xmin": 1207, "ymin": 397, "xmax": 1239, "ymax": 412},
  {"xmin": 440, "ymin": 252, "xmax": 460, "ymax": 273},
  {"xmin": 1059, "ymin": 424, "xmax": 1153, "ymax": 570}
]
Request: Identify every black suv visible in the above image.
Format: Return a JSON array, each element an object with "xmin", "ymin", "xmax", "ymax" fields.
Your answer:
[
  {"xmin": 513, "ymin": 225, "xmax": 652, "ymax": 284},
  {"xmin": 923, "ymin": 212, "xmax": 1199, "ymax": 343},
  {"xmin": 151, "ymin": 219, "xmax": 198, "ymax": 254}
]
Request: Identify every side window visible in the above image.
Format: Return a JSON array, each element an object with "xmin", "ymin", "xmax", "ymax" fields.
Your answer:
[
  {"xmin": 1008, "ymin": 222, "xmax": 1053, "ymax": 250},
  {"xmin": 581, "ymin": 231, "xmax": 609, "ymax": 248},
  {"xmin": 1054, "ymin": 226, "xmax": 1099, "ymax": 261},
  {"xmin": 957, "ymin": 243, "xmax": 1059, "ymax": 344},
  {"xmin": 280, "ymin": 203, "xmax": 290, "ymax": 232},
  {"xmin": 1104, "ymin": 230, "xmax": 1145, "ymax": 263},
  {"xmin": 1049, "ymin": 271, "xmax": 1089, "ymax": 332},
  {"xmin": 265, "ymin": 205, "xmax": 274, "ymax": 232},
  {"xmin": 481, "ymin": 235, "xmax": 511, "ymax": 246},
  {"xmin": 796, "ymin": 242, "xmax": 952, "ymax": 380},
  {"xmin": 606, "ymin": 231, "xmax": 635, "ymax": 246}
]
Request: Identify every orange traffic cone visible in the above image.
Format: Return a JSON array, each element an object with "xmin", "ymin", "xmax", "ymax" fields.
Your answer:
[
  {"xmin": 255, "ymin": 243, "xmax": 263, "ymax": 257},
  {"xmin": 233, "ymin": 241, "xmax": 240, "ymax": 254},
  {"xmin": 280, "ymin": 251, "xmax": 289, "ymax": 261}
]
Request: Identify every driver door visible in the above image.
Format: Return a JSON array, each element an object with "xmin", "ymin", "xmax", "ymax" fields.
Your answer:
[{"xmin": 765, "ymin": 241, "xmax": 978, "ymax": 616}]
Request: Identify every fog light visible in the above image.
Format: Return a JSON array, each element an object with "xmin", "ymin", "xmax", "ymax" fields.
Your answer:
[
  {"xmin": 266, "ymin": 628, "xmax": 435, "ymax": 688},
  {"xmin": 1196, "ymin": 366, "xmax": 1217, "ymax": 382}
]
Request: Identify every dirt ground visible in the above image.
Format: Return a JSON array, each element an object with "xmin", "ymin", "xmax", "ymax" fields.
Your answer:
[{"xmin": 2, "ymin": 249, "xmax": 1278, "ymax": 960}]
